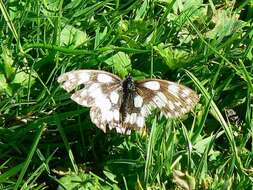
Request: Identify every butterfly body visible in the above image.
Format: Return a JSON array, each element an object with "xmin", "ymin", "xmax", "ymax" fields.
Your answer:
[
  {"xmin": 58, "ymin": 70, "xmax": 199, "ymax": 134},
  {"xmin": 120, "ymin": 74, "xmax": 137, "ymax": 125},
  {"xmin": 122, "ymin": 74, "xmax": 136, "ymax": 93}
]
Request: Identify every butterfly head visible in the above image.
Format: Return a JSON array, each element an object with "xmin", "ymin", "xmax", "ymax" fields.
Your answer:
[{"xmin": 122, "ymin": 73, "xmax": 135, "ymax": 93}]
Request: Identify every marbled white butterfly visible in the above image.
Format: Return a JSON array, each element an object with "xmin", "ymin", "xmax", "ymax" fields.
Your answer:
[{"xmin": 58, "ymin": 70, "xmax": 199, "ymax": 134}]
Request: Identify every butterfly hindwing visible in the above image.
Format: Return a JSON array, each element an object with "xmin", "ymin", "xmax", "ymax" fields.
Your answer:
[{"xmin": 88, "ymin": 83, "xmax": 123, "ymax": 133}]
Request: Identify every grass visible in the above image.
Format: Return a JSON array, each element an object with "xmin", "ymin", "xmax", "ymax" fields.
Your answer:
[{"xmin": 0, "ymin": 0, "xmax": 253, "ymax": 189}]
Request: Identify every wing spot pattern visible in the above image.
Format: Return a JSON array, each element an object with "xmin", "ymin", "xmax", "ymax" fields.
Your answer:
[
  {"xmin": 168, "ymin": 84, "xmax": 179, "ymax": 96},
  {"xmin": 181, "ymin": 88, "xmax": 191, "ymax": 98},
  {"xmin": 110, "ymin": 91, "xmax": 119, "ymax": 104},
  {"xmin": 153, "ymin": 95, "xmax": 166, "ymax": 108},
  {"xmin": 143, "ymin": 81, "xmax": 160, "ymax": 90},
  {"xmin": 130, "ymin": 113, "xmax": 137, "ymax": 124},
  {"xmin": 134, "ymin": 95, "xmax": 143, "ymax": 108},
  {"xmin": 113, "ymin": 109, "xmax": 120, "ymax": 121},
  {"xmin": 78, "ymin": 73, "xmax": 90, "ymax": 83},
  {"xmin": 136, "ymin": 116, "xmax": 144, "ymax": 128},
  {"xmin": 168, "ymin": 100, "xmax": 175, "ymax": 110},
  {"xmin": 97, "ymin": 73, "xmax": 113, "ymax": 83}
]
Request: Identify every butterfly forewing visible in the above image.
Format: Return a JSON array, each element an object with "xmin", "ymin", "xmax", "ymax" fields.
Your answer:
[
  {"xmin": 58, "ymin": 70, "xmax": 121, "ymax": 91},
  {"xmin": 136, "ymin": 79, "xmax": 199, "ymax": 118}
]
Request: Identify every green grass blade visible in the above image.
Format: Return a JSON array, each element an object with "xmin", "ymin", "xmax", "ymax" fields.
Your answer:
[
  {"xmin": 54, "ymin": 114, "xmax": 78, "ymax": 173},
  {"xmin": 185, "ymin": 70, "xmax": 244, "ymax": 172},
  {"xmin": 144, "ymin": 117, "xmax": 157, "ymax": 184},
  {"xmin": 14, "ymin": 124, "xmax": 47, "ymax": 190}
]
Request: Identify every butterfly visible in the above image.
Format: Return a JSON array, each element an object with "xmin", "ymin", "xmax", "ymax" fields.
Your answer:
[{"xmin": 58, "ymin": 70, "xmax": 199, "ymax": 134}]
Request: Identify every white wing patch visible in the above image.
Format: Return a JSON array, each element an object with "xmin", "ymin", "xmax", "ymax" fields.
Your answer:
[
  {"xmin": 124, "ymin": 113, "xmax": 145, "ymax": 129},
  {"xmin": 153, "ymin": 95, "xmax": 166, "ymax": 108},
  {"xmin": 58, "ymin": 71, "xmax": 90, "ymax": 92},
  {"xmin": 134, "ymin": 95, "xmax": 143, "ymax": 108},
  {"xmin": 143, "ymin": 81, "xmax": 160, "ymax": 90},
  {"xmin": 97, "ymin": 73, "xmax": 113, "ymax": 83},
  {"xmin": 110, "ymin": 91, "xmax": 119, "ymax": 104},
  {"xmin": 168, "ymin": 83, "xmax": 179, "ymax": 95},
  {"xmin": 181, "ymin": 88, "xmax": 191, "ymax": 98},
  {"xmin": 113, "ymin": 110, "xmax": 120, "ymax": 121},
  {"xmin": 136, "ymin": 116, "xmax": 145, "ymax": 128}
]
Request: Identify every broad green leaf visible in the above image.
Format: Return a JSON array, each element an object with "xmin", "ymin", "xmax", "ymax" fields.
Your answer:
[
  {"xmin": 43, "ymin": 0, "xmax": 62, "ymax": 11},
  {"xmin": 0, "ymin": 74, "xmax": 11, "ymax": 95},
  {"xmin": 95, "ymin": 27, "xmax": 108, "ymax": 49},
  {"xmin": 154, "ymin": 43, "xmax": 192, "ymax": 70},
  {"xmin": 60, "ymin": 25, "xmax": 88, "ymax": 48},
  {"xmin": 206, "ymin": 9, "xmax": 246, "ymax": 40},
  {"xmin": 1, "ymin": 45, "xmax": 15, "ymax": 82},
  {"xmin": 193, "ymin": 136, "xmax": 213, "ymax": 154},
  {"xmin": 103, "ymin": 170, "xmax": 118, "ymax": 183},
  {"xmin": 58, "ymin": 173, "xmax": 87, "ymax": 190},
  {"xmin": 57, "ymin": 172, "xmax": 118, "ymax": 190},
  {"xmin": 105, "ymin": 51, "xmax": 131, "ymax": 77},
  {"xmin": 0, "ymin": 70, "xmax": 35, "ymax": 96}
]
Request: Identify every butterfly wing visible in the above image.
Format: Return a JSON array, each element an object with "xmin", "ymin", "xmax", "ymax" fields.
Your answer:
[
  {"xmin": 58, "ymin": 70, "xmax": 123, "ymax": 132},
  {"xmin": 135, "ymin": 79, "xmax": 199, "ymax": 118},
  {"xmin": 118, "ymin": 79, "xmax": 198, "ymax": 134}
]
